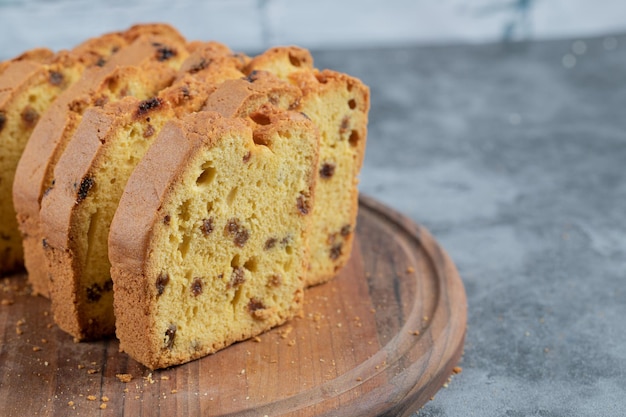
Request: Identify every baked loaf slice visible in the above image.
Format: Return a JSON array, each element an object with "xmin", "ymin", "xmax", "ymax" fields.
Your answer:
[
  {"xmin": 13, "ymin": 30, "xmax": 189, "ymax": 296},
  {"xmin": 246, "ymin": 47, "xmax": 370, "ymax": 285},
  {"xmin": 0, "ymin": 30, "xmax": 136, "ymax": 275},
  {"xmin": 109, "ymin": 106, "xmax": 318, "ymax": 369},
  {"xmin": 39, "ymin": 44, "xmax": 249, "ymax": 339}
]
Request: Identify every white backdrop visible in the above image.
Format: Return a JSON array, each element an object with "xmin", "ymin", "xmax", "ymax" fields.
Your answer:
[{"xmin": 1, "ymin": 0, "xmax": 625, "ymax": 58}]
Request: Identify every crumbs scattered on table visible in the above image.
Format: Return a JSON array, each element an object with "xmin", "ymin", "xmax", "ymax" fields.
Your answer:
[
  {"xmin": 278, "ymin": 325, "xmax": 293, "ymax": 340},
  {"xmin": 116, "ymin": 373, "xmax": 133, "ymax": 383},
  {"xmin": 16, "ymin": 318, "xmax": 26, "ymax": 335},
  {"xmin": 144, "ymin": 373, "xmax": 156, "ymax": 384}
]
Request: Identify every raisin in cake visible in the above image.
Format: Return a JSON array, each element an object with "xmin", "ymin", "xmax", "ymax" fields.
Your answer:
[
  {"xmin": 0, "ymin": 30, "xmax": 135, "ymax": 275},
  {"xmin": 109, "ymin": 106, "xmax": 318, "ymax": 369},
  {"xmin": 39, "ymin": 45, "xmax": 249, "ymax": 339},
  {"xmin": 13, "ymin": 31, "xmax": 189, "ymax": 296},
  {"xmin": 246, "ymin": 47, "xmax": 370, "ymax": 285}
]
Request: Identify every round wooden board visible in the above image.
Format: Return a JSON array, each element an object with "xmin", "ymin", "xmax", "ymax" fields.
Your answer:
[{"xmin": 0, "ymin": 195, "xmax": 466, "ymax": 417}]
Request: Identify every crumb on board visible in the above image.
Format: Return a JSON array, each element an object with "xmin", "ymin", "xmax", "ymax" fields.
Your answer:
[
  {"xmin": 116, "ymin": 373, "xmax": 133, "ymax": 383},
  {"xmin": 99, "ymin": 403, "xmax": 107, "ymax": 410},
  {"xmin": 87, "ymin": 395, "xmax": 97, "ymax": 401},
  {"xmin": 144, "ymin": 373, "xmax": 156, "ymax": 384},
  {"xmin": 452, "ymin": 366, "xmax": 463, "ymax": 374},
  {"xmin": 406, "ymin": 266, "xmax": 415, "ymax": 273}
]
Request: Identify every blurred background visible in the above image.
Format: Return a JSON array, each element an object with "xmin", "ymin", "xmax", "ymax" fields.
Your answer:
[{"xmin": 1, "ymin": 0, "xmax": 626, "ymax": 57}]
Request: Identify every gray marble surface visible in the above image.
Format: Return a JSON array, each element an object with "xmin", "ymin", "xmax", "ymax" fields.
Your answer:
[{"xmin": 311, "ymin": 34, "xmax": 626, "ymax": 416}]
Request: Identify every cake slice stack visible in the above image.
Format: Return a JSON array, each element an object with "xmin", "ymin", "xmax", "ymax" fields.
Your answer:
[
  {"xmin": 2, "ymin": 25, "xmax": 370, "ymax": 370},
  {"xmin": 0, "ymin": 27, "xmax": 135, "ymax": 274},
  {"xmin": 13, "ymin": 25, "xmax": 190, "ymax": 297},
  {"xmin": 38, "ymin": 43, "xmax": 250, "ymax": 340}
]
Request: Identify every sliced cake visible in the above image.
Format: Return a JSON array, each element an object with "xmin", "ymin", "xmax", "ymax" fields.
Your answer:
[
  {"xmin": 0, "ymin": 30, "xmax": 134, "ymax": 275},
  {"xmin": 246, "ymin": 47, "xmax": 370, "ymax": 286},
  {"xmin": 13, "ymin": 31, "xmax": 189, "ymax": 296},
  {"xmin": 109, "ymin": 106, "xmax": 319, "ymax": 369},
  {"xmin": 39, "ymin": 45, "xmax": 249, "ymax": 339}
]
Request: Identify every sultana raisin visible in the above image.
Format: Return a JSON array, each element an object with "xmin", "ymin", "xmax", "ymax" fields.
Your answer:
[{"xmin": 156, "ymin": 272, "xmax": 170, "ymax": 296}]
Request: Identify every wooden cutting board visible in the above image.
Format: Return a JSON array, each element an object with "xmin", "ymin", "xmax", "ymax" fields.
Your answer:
[{"xmin": 0, "ymin": 195, "xmax": 466, "ymax": 417}]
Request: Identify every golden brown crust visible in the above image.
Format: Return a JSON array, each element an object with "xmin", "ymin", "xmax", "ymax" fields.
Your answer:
[
  {"xmin": 0, "ymin": 48, "xmax": 54, "ymax": 76},
  {"xmin": 244, "ymin": 46, "xmax": 314, "ymax": 80},
  {"xmin": 120, "ymin": 22, "xmax": 186, "ymax": 45},
  {"xmin": 173, "ymin": 44, "xmax": 249, "ymax": 90},
  {"xmin": 202, "ymin": 71, "xmax": 301, "ymax": 118}
]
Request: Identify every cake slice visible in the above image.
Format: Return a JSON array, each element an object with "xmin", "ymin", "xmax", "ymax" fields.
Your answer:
[
  {"xmin": 109, "ymin": 106, "xmax": 318, "ymax": 369},
  {"xmin": 0, "ymin": 30, "xmax": 136, "ymax": 275},
  {"xmin": 39, "ymin": 45, "xmax": 249, "ymax": 339},
  {"xmin": 246, "ymin": 47, "xmax": 370, "ymax": 286},
  {"xmin": 13, "ymin": 31, "xmax": 189, "ymax": 296}
]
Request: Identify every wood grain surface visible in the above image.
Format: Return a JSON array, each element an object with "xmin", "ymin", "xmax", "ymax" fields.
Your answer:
[{"xmin": 0, "ymin": 195, "xmax": 466, "ymax": 417}]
